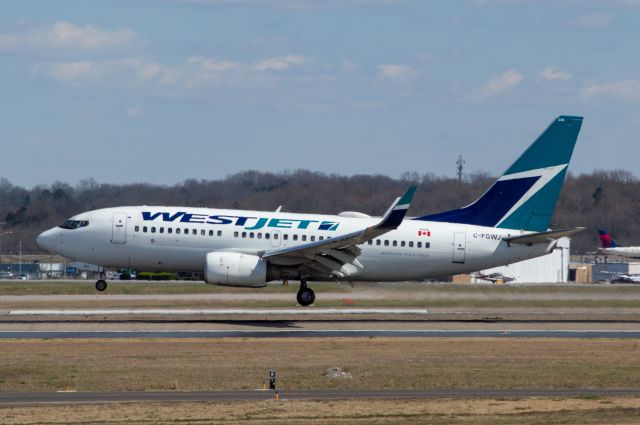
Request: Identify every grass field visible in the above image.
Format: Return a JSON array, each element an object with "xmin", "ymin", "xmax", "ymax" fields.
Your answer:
[
  {"xmin": 3, "ymin": 397, "xmax": 640, "ymax": 425},
  {"xmin": 2, "ymin": 280, "xmax": 640, "ymax": 309},
  {"xmin": 2, "ymin": 282, "xmax": 640, "ymax": 424},
  {"xmin": 4, "ymin": 280, "xmax": 640, "ymax": 296},
  {"xmin": 0, "ymin": 338, "xmax": 639, "ymax": 392}
]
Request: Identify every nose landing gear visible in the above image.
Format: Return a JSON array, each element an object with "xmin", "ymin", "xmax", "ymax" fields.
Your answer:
[
  {"xmin": 95, "ymin": 280, "xmax": 107, "ymax": 292},
  {"xmin": 95, "ymin": 271, "xmax": 107, "ymax": 292},
  {"xmin": 296, "ymin": 279, "xmax": 315, "ymax": 306}
]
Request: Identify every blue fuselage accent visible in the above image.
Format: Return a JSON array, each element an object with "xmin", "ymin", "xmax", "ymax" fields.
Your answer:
[{"xmin": 414, "ymin": 176, "xmax": 539, "ymax": 227}]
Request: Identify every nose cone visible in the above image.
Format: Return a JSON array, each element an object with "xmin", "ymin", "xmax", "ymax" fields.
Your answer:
[{"xmin": 37, "ymin": 228, "xmax": 60, "ymax": 253}]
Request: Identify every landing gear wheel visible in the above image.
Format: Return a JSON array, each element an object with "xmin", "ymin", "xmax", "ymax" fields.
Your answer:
[
  {"xmin": 95, "ymin": 280, "xmax": 107, "ymax": 292},
  {"xmin": 297, "ymin": 287, "xmax": 315, "ymax": 306}
]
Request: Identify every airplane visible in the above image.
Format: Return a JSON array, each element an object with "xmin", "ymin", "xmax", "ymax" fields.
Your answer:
[
  {"xmin": 473, "ymin": 272, "xmax": 516, "ymax": 284},
  {"xmin": 599, "ymin": 270, "xmax": 640, "ymax": 284},
  {"xmin": 598, "ymin": 229, "xmax": 640, "ymax": 258},
  {"xmin": 37, "ymin": 115, "xmax": 584, "ymax": 306}
]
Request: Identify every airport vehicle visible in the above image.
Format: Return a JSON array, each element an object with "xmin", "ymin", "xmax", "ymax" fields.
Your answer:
[
  {"xmin": 598, "ymin": 229, "xmax": 640, "ymax": 258},
  {"xmin": 37, "ymin": 116, "xmax": 584, "ymax": 305}
]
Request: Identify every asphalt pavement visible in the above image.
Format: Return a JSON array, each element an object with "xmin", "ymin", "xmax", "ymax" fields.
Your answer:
[{"xmin": 1, "ymin": 388, "xmax": 640, "ymax": 406}]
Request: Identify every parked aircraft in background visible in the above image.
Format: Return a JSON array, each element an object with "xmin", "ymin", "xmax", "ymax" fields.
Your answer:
[
  {"xmin": 599, "ymin": 270, "xmax": 640, "ymax": 284},
  {"xmin": 598, "ymin": 229, "xmax": 640, "ymax": 258},
  {"xmin": 37, "ymin": 116, "xmax": 584, "ymax": 305},
  {"xmin": 473, "ymin": 272, "xmax": 516, "ymax": 284}
]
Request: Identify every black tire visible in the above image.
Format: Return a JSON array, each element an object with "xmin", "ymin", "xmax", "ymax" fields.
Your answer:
[
  {"xmin": 96, "ymin": 280, "xmax": 107, "ymax": 292},
  {"xmin": 296, "ymin": 287, "xmax": 315, "ymax": 306}
]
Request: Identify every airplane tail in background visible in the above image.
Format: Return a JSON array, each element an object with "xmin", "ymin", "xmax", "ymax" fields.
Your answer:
[
  {"xmin": 598, "ymin": 229, "xmax": 620, "ymax": 248},
  {"xmin": 414, "ymin": 115, "xmax": 583, "ymax": 232}
]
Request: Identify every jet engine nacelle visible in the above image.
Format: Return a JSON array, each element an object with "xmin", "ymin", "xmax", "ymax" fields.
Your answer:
[{"xmin": 204, "ymin": 252, "xmax": 267, "ymax": 287}]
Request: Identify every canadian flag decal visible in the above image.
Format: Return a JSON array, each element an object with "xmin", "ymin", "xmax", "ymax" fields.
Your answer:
[{"xmin": 418, "ymin": 229, "xmax": 431, "ymax": 237}]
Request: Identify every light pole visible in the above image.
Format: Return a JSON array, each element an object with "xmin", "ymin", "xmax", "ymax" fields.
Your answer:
[{"xmin": 0, "ymin": 231, "xmax": 13, "ymax": 274}]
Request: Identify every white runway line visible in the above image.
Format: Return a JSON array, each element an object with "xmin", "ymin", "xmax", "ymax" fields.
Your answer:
[{"xmin": 7, "ymin": 308, "xmax": 429, "ymax": 316}]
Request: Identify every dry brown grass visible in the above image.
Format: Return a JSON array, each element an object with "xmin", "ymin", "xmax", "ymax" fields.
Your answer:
[
  {"xmin": 0, "ymin": 338, "xmax": 639, "ymax": 392},
  {"xmin": 2, "ymin": 397, "xmax": 640, "ymax": 424}
]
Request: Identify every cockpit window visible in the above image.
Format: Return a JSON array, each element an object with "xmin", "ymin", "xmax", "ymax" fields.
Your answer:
[{"xmin": 59, "ymin": 220, "xmax": 89, "ymax": 230}]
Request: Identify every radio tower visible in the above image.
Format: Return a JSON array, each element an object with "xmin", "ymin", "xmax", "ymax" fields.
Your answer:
[{"xmin": 456, "ymin": 155, "xmax": 465, "ymax": 182}]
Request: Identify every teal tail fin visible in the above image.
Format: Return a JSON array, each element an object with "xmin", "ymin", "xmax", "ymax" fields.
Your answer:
[{"xmin": 415, "ymin": 116, "xmax": 583, "ymax": 232}]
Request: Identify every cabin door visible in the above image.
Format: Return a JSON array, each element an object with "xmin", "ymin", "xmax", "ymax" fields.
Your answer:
[
  {"xmin": 111, "ymin": 212, "xmax": 128, "ymax": 244},
  {"xmin": 452, "ymin": 232, "xmax": 466, "ymax": 264}
]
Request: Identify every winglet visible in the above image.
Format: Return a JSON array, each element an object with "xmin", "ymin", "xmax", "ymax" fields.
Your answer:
[{"xmin": 376, "ymin": 186, "xmax": 416, "ymax": 230}]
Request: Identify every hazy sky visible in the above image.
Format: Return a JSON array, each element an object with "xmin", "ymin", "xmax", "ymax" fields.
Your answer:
[{"xmin": 1, "ymin": 0, "xmax": 639, "ymax": 187}]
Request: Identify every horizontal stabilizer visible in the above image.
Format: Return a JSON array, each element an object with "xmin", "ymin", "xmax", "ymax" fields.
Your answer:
[{"xmin": 504, "ymin": 227, "xmax": 585, "ymax": 245}]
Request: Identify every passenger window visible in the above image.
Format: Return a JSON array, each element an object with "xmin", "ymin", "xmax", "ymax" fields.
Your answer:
[
  {"xmin": 302, "ymin": 235, "xmax": 307, "ymax": 241},
  {"xmin": 257, "ymin": 233, "xmax": 262, "ymax": 239},
  {"xmin": 168, "ymin": 228, "xmax": 173, "ymax": 234},
  {"xmin": 202, "ymin": 229, "xmax": 207, "ymax": 236},
  {"xmin": 392, "ymin": 240, "xmax": 397, "ymax": 247},
  {"xmin": 135, "ymin": 226, "xmax": 140, "ymax": 232},
  {"xmin": 384, "ymin": 240, "xmax": 389, "ymax": 246},
  {"xmin": 192, "ymin": 229, "xmax": 197, "ymax": 235},
  {"xmin": 417, "ymin": 242, "xmax": 422, "ymax": 248},
  {"xmin": 273, "ymin": 233, "xmax": 278, "ymax": 239},
  {"xmin": 234, "ymin": 231, "xmax": 239, "ymax": 238},
  {"xmin": 425, "ymin": 242, "xmax": 430, "ymax": 248},
  {"xmin": 401, "ymin": 241, "xmax": 405, "ymax": 247},
  {"xmin": 368, "ymin": 240, "xmax": 372, "ymax": 245},
  {"xmin": 284, "ymin": 234, "xmax": 288, "ymax": 240},
  {"xmin": 160, "ymin": 227, "xmax": 164, "ymax": 234},
  {"xmin": 217, "ymin": 231, "xmax": 222, "ymax": 237},
  {"xmin": 208, "ymin": 230, "xmax": 213, "ymax": 236},
  {"xmin": 176, "ymin": 228, "xmax": 181, "ymax": 235},
  {"xmin": 265, "ymin": 233, "xmax": 271, "ymax": 240},
  {"xmin": 151, "ymin": 227, "xmax": 156, "ymax": 233},
  {"xmin": 184, "ymin": 228, "xmax": 189, "ymax": 235},
  {"xmin": 310, "ymin": 235, "xmax": 315, "ymax": 242},
  {"xmin": 376, "ymin": 239, "xmax": 381, "ymax": 246},
  {"xmin": 409, "ymin": 241, "xmax": 414, "ymax": 248},
  {"xmin": 250, "ymin": 232, "xmax": 255, "ymax": 238},
  {"xmin": 319, "ymin": 236, "xmax": 324, "ymax": 241},
  {"xmin": 242, "ymin": 232, "xmax": 247, "ymax": 238},
  {"xmin": 293, "ymin": 235, "xmax": 298, "ymax": 241},
  {"xmin": 143, "ymin": 226, "xmax": 148, "ymax": 233}
]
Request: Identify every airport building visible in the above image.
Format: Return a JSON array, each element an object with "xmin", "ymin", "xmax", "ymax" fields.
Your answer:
[{"xmin": 454, "ymin": 237, "xmax": 571, "ymax": 284}]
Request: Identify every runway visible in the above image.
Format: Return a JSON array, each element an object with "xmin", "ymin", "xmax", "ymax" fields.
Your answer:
[
  {"xmin": 2, "ymin": 329, "xmax": 640, "ymax": 338},
  {"xmin": 2, "ymin": 388, "xmax": 640, "ymax": 406}
]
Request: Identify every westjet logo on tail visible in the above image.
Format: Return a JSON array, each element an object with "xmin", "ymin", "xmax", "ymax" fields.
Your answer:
[{"xmin": 142, "ymin": 211, "xmax": 340, "ymax": 231}]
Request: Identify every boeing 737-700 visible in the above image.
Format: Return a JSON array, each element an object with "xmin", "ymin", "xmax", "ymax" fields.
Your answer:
[{"xmin": 37, "ymin": 115, "xmax": 584, "ymax": 305}]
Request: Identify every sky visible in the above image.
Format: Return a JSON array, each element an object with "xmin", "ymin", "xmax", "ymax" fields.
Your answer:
[{"xmin": 1, "ymin": 0, "xmax": 639, "ymax": 187}]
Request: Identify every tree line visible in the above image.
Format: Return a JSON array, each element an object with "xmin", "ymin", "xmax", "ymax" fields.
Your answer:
[{"xmin": 0, "ymin": 169, "xmax": 635, "ymax": 255}]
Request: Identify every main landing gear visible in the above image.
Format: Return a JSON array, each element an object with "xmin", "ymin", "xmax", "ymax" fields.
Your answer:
[
  {"xmin": 296, "ymin": 279, "xmax": 315, "ymax": 306},
  {"xmin": 96, "ymin": 271, "xmax": 107, "ymax": 292}
]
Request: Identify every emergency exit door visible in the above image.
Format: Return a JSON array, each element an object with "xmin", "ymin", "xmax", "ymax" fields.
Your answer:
[
  {"xmin": 111, "ymin": 212, "xmax": 128, "ymax": 244},
  {"xmin": 452, "ymin": 232, "xmax": 466, "ymax": 264}
]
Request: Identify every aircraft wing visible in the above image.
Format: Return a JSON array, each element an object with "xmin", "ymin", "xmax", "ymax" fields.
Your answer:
[
  {"xmin": 261, "ymin": 186, "xmax": 416, "ymax": 278},
  {"xmin": 503, "ymin": 227, "xmax": 585, "ymax": 245}
]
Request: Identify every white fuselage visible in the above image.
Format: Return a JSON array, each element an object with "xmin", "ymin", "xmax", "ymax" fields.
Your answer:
[
  {"xmin": 37, "ymin": 206, "xmax": 551, "ymax": 282},
  {"xmin": 598, "ymin": 247, "xmax": 640, "ymax": 259}
]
